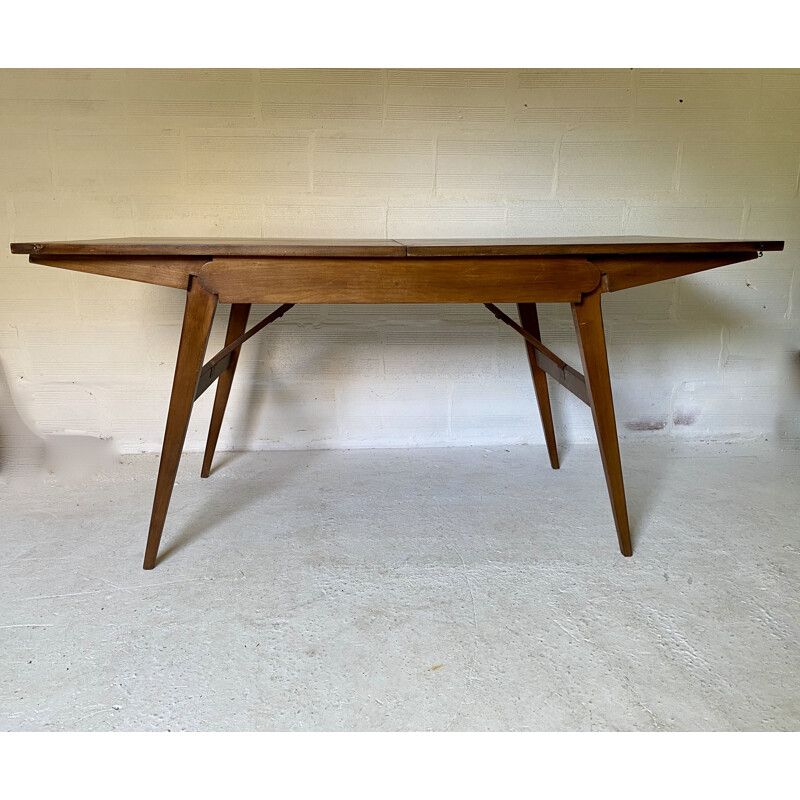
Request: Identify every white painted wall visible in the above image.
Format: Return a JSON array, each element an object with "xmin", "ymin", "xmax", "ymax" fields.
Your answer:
[{"xmin": 1, "ymin": 69, "xmax": 798, "ymax": 470}]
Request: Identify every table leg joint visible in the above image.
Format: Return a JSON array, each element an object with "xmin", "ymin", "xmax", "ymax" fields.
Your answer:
[
  {"xmin": 194, "ymin": 302, "xmax": 295, "ymax": 401},
  {"xmin": 484, "ymin": 302, "xmax": 589, "ymax": 405}
]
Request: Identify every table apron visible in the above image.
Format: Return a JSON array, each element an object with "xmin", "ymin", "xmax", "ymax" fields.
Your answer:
[
  {"xmin": 195, "ymin": 257, "xmax": 602, "ymax": 304},
  {"xmin": 592, "ymin": 251, "xmax": 760, "ymax": 292},
  {"xmin": 28, "ymin": 255, "xmax": 206, "ymax": 290}
]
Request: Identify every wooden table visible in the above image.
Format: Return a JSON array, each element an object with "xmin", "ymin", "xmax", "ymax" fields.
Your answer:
[{"xmin": 10, "ymin": 236, "xmax": 784, "ymax": 568}]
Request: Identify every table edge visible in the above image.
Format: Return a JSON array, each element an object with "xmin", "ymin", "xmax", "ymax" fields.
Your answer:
[{"xmin": 10, "ymin": 239, "xmax": 785, "ymax": 258}]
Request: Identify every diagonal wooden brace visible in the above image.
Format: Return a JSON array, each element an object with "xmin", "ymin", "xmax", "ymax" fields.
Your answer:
[
  {"xmin": 194, "ymin": 303, "xmax": 294, "ymax": 401},
  {"xmin": 484, "ymin": 302, "xmax": 590, "ymax": 405}
]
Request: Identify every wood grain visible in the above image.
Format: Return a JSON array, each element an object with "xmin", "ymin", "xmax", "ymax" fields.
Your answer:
[
  {"xmin": 518, "ymin": 303, "xmax": 559, "ymax": 469},
  {"xmin": 143, "ymin": 277, "xmax": 218, "ymax": 570},
  {"xmin": 594, "ymin": 252, "xmax": 761, "ymax": 292},
  {"xmin": 14, "ymin": 237, "xmax": 407, "ymax": 258},
  {"xmin": 8, "ymin": 234, "xmax": 787, "ymax": 567},
  {"xmin": 196, "ymin": 257, "xmax": 602, "ymax": 303},
  {"xmin": 401, "ymin": 237, "xmax": 783, "ymax": 257},
  {"xmin": 201, "ymin": 304, "xmax": 251, "ymax": 480},
  {"xmin": 12, "ymin": 236, "xmax": 783, "ymax": 258},
  {"xmin": 27, "ymin": 255, "xmax": 205, "ymax": 290},
  {"xmin": 571, "ymin": 286, "xmax": 632, "ymax": 556}
]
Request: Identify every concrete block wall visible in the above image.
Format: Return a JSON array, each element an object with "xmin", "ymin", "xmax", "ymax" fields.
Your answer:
[{"xmin": 1, "ymin": 68, "xmax": 798, "ymax": 465}]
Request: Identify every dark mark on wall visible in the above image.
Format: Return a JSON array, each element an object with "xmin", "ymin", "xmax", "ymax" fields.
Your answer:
[
  {"xmin": 673, "ymin": 408, "xmax": 700, "ymax": 426},
  {"xmin": 625, "ymin": 415, "xmax": 668, "ymax": 432}
]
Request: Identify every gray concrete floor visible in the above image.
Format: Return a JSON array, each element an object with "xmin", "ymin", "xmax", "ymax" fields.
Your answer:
[{"xmin": 2, "ymin": 441, "xmax": 798, "ymax": 731}]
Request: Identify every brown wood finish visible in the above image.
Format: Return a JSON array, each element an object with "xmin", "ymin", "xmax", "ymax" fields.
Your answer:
[
  {"xmin": 201, "ymin": 303, "xmax": 251, "ymax": 480},
  {"xmin": 594, "ymin": 252, "xmax": 761, "ymax": 293},
  {"xmin": 571, "ymin": 286, "xmax": 632, "ymax": 557},
  {"xmin": 195, "ymin": 257, "xmax": 601, "ymax": 304},
  {"xmin": 401, "ymin": 237, "xmax": 783, "ymax": 257},
  {"xmin": 531, "ymin": 351, "xmax": 590, "ymax": 406},
  {"xmin": 8, "ymin": 235, "xmax": 785, "ymax": 568},
  {"xmin": 27, "ymin": 255, "xmax": 205, "ymax": 290},
  {"xmin": 143, "ymin": 277, "xmax": 218, "ymax": 570},
  {"xmin": 517, "ymin": 303, "xmax": 559, "ymax": 469},
  {"xmin": 13, "ymin": 237, "xmax": 408, "ymax": 258},
  {"xmin": 14, "ymin": 236, "xmax": 782, "ymax": 259}
]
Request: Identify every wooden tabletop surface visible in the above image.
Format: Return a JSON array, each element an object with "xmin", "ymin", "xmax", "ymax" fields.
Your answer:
[
  {"xmin": 8, "ymin": 233, "xmax": 786, "ymax": 568},
  {"xmin": 10, "ymin": 236, "xmax": 784, "ymax": 258}
]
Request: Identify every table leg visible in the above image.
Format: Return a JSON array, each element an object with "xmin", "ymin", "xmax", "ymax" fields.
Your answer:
[
  {"xmin": 571, "ymin": 287, "xmax": 633, "ymax": 556},
  {"xmin": 517, "ymin": 303, "xmax": 559, "ymax": 469},
  {"xmin": 201, "ymin": 303, "xmax": 251, "ymax": 478},
  {"xmin": 143, "ymin": 278, "xmax": 218, "ymax": 569}
]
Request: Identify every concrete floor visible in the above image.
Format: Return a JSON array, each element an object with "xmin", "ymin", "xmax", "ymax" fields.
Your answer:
[{"xmin": 1, "ymin": 440, "xmax": 798, "ymax": 731}]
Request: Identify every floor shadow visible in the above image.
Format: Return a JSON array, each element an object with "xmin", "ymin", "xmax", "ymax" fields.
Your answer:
[
  {"xmin": 155, "ymin": 450, "xmax": 314, "ymax": 564},
  {"xmin": 0, "ymin": 356, "xmax": 118, "ymax": 483},
  {"xmin": 162, "ymin": 282, "xmax": 799, "ymax": 561},
  {"xmin": 204, "ymin": 449, "xmax": 251, "ymax": 476},
  {"xmin": 548, "ymin": 391, "xmax": 572, "ymax": 467},
  {"xmin": 775, "ymin": 349, "xmax": 800, "ymax": 450},
  {"xmin": 0, "ymin": 355, "xmax": 46, "ymax": 479},
  {"xmin": 619, "ymin": 440, "xmax": 672, "ymax": 547},
  {"xmin": 154, "ymin": 494, "xmax": 249, "ymax": 565}
]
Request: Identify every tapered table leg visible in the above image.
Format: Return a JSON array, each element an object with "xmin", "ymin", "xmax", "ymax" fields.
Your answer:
[
  {"xmin": 571, "ymin": 287, "xmax": 633, "ymax": 556},
  {"xmin": 517, "ymin": 303, "xmax": 559, "ymax": 469},
  {"xmin": 201, "ymin": 303, "xmax": 251, "ymax": 478},
  {"xmin": 143, "ymin": 278, "xmax": 218, "ymax": 569}
]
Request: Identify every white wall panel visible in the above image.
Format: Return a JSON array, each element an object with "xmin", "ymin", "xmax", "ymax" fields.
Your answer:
[{"xmin": 0, "ymin": 68, "xmax": 797, "ymax": 461}]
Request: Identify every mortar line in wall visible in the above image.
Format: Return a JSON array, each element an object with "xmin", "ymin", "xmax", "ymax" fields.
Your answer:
[
  {"xmin": 506, "ymin": 69, "xmax": 517, "ymax": 129},
  {"xmin": 794, "ymin": 153, "xmax": 800, "ymax": 198},
  {"xmin": 121, "ymin": 68, "xmax": 130, "ymax": 129},
  {"xmin": 251, "ymin": 68, "xmax": 259, "ymax": 126},
  {"xmin": 382, "ymin": 69, "xmax": 389, "ymax": 127},
  {"xmin": 309, "ymin": 130, "xmax": 315, "ymax": 195},
  {"xmin": 178, "ymin": 127, "xmax": 187, "ymax": 191},
  {"xmin": 739, "ymin": 198, "xmax": 751, "ymax": 237},
  {"xmin": 668, "ymin": 379, "xmax": 681, "ymax": 438},
  {"xmin": 672, "ymin": 141, "xmax": 683, "ymax": 195},
  {"xmin": 621, "ymin": 200, "xmax": 631, "ymax": 232},
  {"xmin": 718, "ymin": 325, "xmax": 729, "ymax": 378},
  {"xmin": 670, "ymin": 277, "xmax": 679, "ymax": 321},
  {"xmin": 380, "ymin": 324, "xmax": 387, "ymax": 380},
  {"xmin": 44, "ymin": 128, "xmax": 56, "ymax": 193},
  {"xmin": 446, "ymin": 384, "xmax": 453, "ymax": 441},
  {"xmin": 432, "ymin": 134, "xmax": 439, "ymax": 198},
  {"xmin": 673, "ymin": 141, "xmax": 683, "ymax": 195},
  {"xmin": 551, "ymin": 130, "xmax": 564, "ymax": 196}
]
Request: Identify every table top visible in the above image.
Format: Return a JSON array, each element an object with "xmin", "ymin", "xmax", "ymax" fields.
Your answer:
[{"xmin": 10, "ymin": 236, "xmax": 784, "ymax": 258}]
